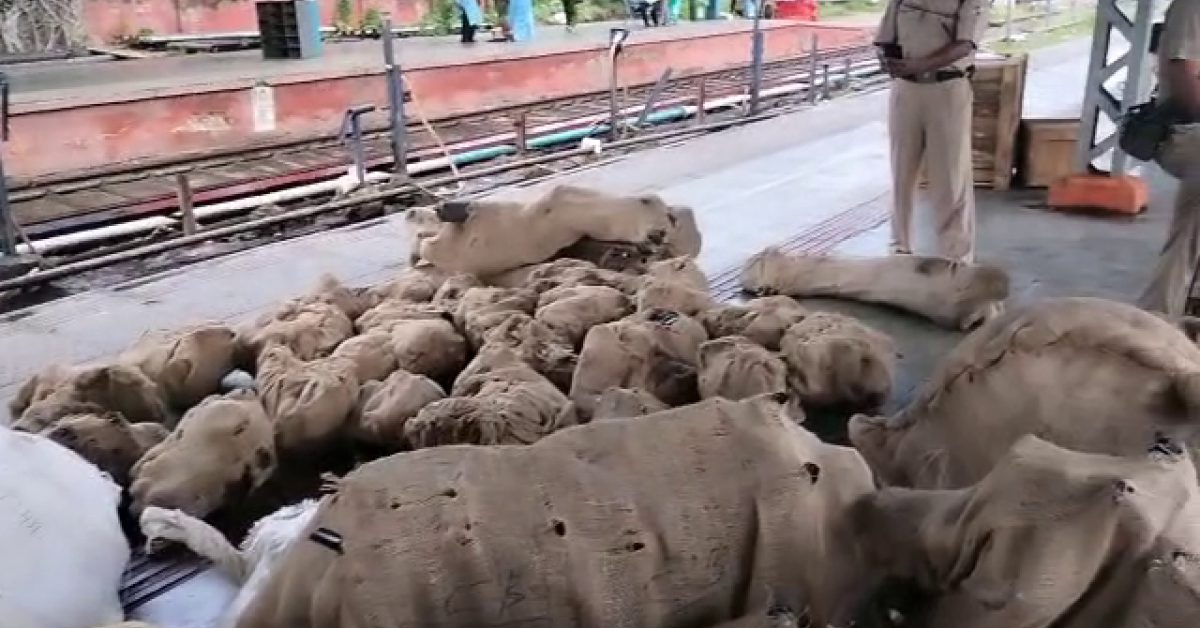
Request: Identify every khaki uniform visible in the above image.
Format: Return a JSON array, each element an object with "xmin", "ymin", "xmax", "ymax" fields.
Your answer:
[
  {"xmin": 876, "ymin": 0, "xmax": 988, "ymax": 262},
  {"xmin": 1139, "ymin": 0, "xmax": 1200, "ymax": 318}
]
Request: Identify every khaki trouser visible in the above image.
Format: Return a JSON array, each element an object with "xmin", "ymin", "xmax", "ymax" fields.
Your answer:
[
  {"xmin": 1139, "ymin": 124, "xmax": 1200, "ymax": 319},
  {"xmin": 887, "ymin": 77, "xmax": 976, "ymax": 262}
]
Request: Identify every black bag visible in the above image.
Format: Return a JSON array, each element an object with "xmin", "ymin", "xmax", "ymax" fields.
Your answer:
[{"xmin": 1118, "ymin": 100, "xmax": 1177, "ymax": 162}]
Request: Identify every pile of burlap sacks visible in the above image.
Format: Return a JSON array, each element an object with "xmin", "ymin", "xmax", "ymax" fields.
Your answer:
[{"xmin": 8, "ymin": 185, "xmax": 1200, "ymax": 628}]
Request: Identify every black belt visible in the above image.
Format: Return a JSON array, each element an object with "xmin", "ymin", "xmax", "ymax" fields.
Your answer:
[{"xmin": 899, "ymin": 66, "xmax": 975, "ymax": 84}]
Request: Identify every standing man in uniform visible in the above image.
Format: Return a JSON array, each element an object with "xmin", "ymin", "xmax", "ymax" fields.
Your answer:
[
  {"xmin": 1139, "ymin": 0, "xmax": 1200, "ymax": 319},
  {"xmin": 875, "ymin": 0, "xmax": 988, "ymax": 263}
]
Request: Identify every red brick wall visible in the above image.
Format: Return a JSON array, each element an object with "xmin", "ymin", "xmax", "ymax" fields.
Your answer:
[{"xmin": 84, "ymin": 0, "xmax": 430, "ymax": 44}]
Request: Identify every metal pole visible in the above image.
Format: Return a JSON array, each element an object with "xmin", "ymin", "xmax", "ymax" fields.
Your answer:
[
  {"xmin": 749, "ymin": 0, "xmax": 764, "ymax": 115},
  {"xmin": 636, "ymin": 68, "xmax": 675, "ymax": 128},
  {"xmin": 1004, "ymin": 0, "xmax": 1014, "ymax": 41},
  {"xmin": 609, "ymin": 49, "xmax": 621, "ymax": 141},
  {"xmin": 807, "ymin": 35, "xmax": 819, "ymax": 104},
  {"xmin": 696, "ymin": 78, "xmax": 708, "ymax": 124},
  {"xmin": 0, "ymin": 72, "xmax": 14, "ymax": 257},
  {"xmin": 381, "ymin": 15, "xmax": 408, "ymax": 177},
  {"xmin": 821, "ymin": 63, "xmax": 830, "ymax": 100}
]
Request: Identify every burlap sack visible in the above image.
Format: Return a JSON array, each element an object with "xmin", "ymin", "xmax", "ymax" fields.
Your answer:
[
  {"xmin": 130, "ymin": 389, "xmax": 277, "ymax": 518},
  {"xmin": 42, "ymin": 411, "xmax": 168, "ymax": 486},
  {"xmin": 13, "ymin": 363, "xmax": 174, "ymax": 432},
  {"xmin": 850, "ymin": 297, "xmax": 1200, "ymax": 490},
  {"xmin": 665, "ymin": 205, "xmax": 702, "ymax": 259},
  {"xmin": 119, "ymin": 324, "xmax": 238, "ymax": 409},
  {"xmin": 6, "ymin": 363, "xmax": 76, "ymax": 420},
  {"xmin": 403, "ymin": 206, "xmax": 441, "ymax": 265},
  {"xmin": 241, "ymin": 301, "xmax": 355, "ymax": 362},
  {"xmin": 389, "ymin": 318, "xmax": 467, "ymax": 382},
  {"xmin": 570, "ymin": 313, "xmax": 703, "ymax": 418},
  {"xmin": 406, "ymin": 362, "xmax": 575, "ymax": 448},
  {"xmin": 356, "ymin": 300, "xmax": 451, "ymax": 335},
  {"xmin": 432, "ymin": 273, "xmax": 485, "ymax": 310},
  {"xmin": 306, "ymin": 273, "xmax": 373, "ymax": 322},
  {"xmin": 636, "ymin": 278, "xmax": 714, "ymax": 317},
  {"xmin": 592, "ymin": 387, "xmax": 669, "ymax": 420},
  {"xmin": 699, "ymin": 296, "xmax": 808, "ymax": 351},
  {"xmin": 353, "ymin": 370, "xmax": 446, "ymax": 449},
  {"xmin": 646, "ymin": 256, "xmax": 708, "ymax": 292},
  {"xmin": 330, "ymin": 332, "xmax": 398, "ymax": 383},
  {"xmin": 849, "ymin": 435, "xmax": 1200, "ymax": 628},
  {"xmin": 741, "ymin": 248, "xmax": 1010, "ymax": 331},
  {"xmin": 627, "ymin": 307, "xmax": 709, "ymax": 364},
  {"xmin": 457, "ymin": 314, "xmax": 578, "ymax": 393},
  {"xmin": 553, "ymin": 238, "xmax": 659, "ymax": 274},
  {"xmin": 365, "ymin": 264, "xmax": 447, "ymax": 305},
  {"xmin": 535, "ymin": 285, "xmax": 631, "ymax": 348},
  {"xmin": 419, "ymin": 185, "xmax": 677, "ymax": 276},
  {"xmin": 780, "ymin": 312, "xmax": 895, "ymax": 411},
  {"xmin": 485, "ymin": 258, "xmax": 600, "ymax": 290},
  {"xmin": 256, "ymin": 346, "xmax": 360, "ymax": 455},
  {"xmin": 697, "ymin": 336, "xmax": 788, "ymax": 401},
  {"xmin": 454, "ymin": 286, "xmax": 539, "ymax": 348},
  {"xmin": 231, "ymin": 396, "xmax": 876, "ymax": 628}
]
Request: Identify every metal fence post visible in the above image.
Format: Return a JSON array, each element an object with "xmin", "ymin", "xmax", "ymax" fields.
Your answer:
[
  {"xmin": 382, "ymin": 15, "xmax": 408, "ymax": 177},
  {"xmin": 748, "ymin": 0, "xmax": 764, "ymax": 115},
  {"xmin": 0, "ymin": 72, "xmax": 14, "ymax": 257},
  {"xmin": 807, "ymin": 35, "xmax": 819, "ymax": 104}
]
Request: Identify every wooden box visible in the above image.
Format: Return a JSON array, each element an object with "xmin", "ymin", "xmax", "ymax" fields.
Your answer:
[
  {"xmin": 919, "ymin": 52, "xmax": 1028, "ymax": 191},
  {"xmin": 1017, "ymin": 117, "xmax": 1079, "ymax": 188}
]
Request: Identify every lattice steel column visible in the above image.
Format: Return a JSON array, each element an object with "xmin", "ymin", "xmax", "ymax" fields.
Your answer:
[{"xmin": 1073, "ymin": 0, "xmax": 1160, "ymax": 175}]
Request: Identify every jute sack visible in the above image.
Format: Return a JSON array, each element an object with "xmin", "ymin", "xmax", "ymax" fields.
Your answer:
[
  {"xmin": 419, "ymin": 185, "xmax": 677, "ymax": 277},
  {"xmin": 849, "ymin": 435, "xmax": 1200, "ymax": 628},
  {"xmin": 118, "ymin": 323, "xmax": 238, "ymax": 409},
  {"xmin": 779, "ymin": 311, "xmax": 895, "ymax": 411},
  {"xmin": 850, "ymin": 297, "xmax": 1200, "ymax": 489},
  {"xmin": 232, "ymin": 395, "xmax": 876, "ymax": 628},
  {"xmin": 13, "ymin": 363, "xmax": 174, "ymax": 431},
  {"xmin": 699, "ymin": 296, "xmax": 808, "ymax": 351},
  {"xmin": 130, "ymin": 389, "xmax": 277, "ymax": 519},
  {"xmin": 741, "ymin": 248, "xmax": 1009, "ymax": 331}
]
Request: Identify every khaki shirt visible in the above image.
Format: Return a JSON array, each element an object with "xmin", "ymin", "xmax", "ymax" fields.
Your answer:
[
  {"xmin": 875, "ymin": 0, "xmax": 988, "ymax": 72},
  {"xmin": 1159, "ymin": 0, "xmax": 1200, "ymax": 105}
]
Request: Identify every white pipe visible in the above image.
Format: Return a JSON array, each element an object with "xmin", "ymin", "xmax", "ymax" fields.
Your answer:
[
  {"xmin": 18, "ymin": 170, "xmax": 388, "ymax": 255},
  {"xmin": 19, "ymin": 60, "xmax": 881, "ymax": 257}
]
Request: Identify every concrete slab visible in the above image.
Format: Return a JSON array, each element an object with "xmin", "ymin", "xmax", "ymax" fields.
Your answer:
[{"xmin": 0, "ymin": 38, "xmax": 1135, "ymax": 431}]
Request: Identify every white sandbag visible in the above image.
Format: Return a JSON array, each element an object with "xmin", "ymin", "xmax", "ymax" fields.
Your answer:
[
  {"xmin": 139, "ymin": 500, "xmax": 321, "ymax": 628},
  {"xmin": 0, "ymin": 426, "xmax": 129, "ymax": 628}
]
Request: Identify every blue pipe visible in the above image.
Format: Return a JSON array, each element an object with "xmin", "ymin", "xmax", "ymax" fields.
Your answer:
[{"xmin": 413, "ymin": 105, "xmax": 697, "ymax": 173}]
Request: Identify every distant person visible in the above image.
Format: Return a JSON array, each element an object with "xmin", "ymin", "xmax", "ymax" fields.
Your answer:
[
  {"xmin": 457, "ymin": 0, "xmax": 484, "ymax": 43},
  {"xmin": 875, "ymin": 0, "xmax": 988, "ymax": 263},
  {"xmin": 632, "ymin": 0, "xmax": 663, "ymax": 26},
  {"xmin": 563, "ymin": 0, "xmax": 578, "ymax": 30},
  {"xmin": 508, "ymin": 0, "xmax": 536, "ymax": 40},
  {"xmin": 1139, "ymin": 0, "xmax": 1200, "ymax": 319}
]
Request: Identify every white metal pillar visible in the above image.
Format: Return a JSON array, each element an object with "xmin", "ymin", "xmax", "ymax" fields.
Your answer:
[{"xmin": 1073, "ymin": 0, "xmax": 1160, "ymax": 175}]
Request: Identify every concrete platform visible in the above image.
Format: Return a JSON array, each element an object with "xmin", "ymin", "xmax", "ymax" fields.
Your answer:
[
  {"xmin": 5, "ymin": 19, "xmax": 870, "ymax": 180},
  {"xmin": 0, "ymin": 38, "xmax": 1169, "ymax": 434}
]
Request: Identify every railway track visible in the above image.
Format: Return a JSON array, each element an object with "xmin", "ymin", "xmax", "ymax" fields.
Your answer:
[{"xmin": 9, "ymin": 43, "xmax": 879, "ymax": 240}]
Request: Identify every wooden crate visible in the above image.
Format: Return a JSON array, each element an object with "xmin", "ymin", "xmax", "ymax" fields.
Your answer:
[
  {"xmin": 1017, "ymin": 117, "xmax": 1079, "ymax": 188},
  {"xmin": 969, "ymin": 52, "xmax": 1028, "ymax": 190},
  {"xmin": 919, "ymin": 52, "xmax": 1028, "ymax": 191}
]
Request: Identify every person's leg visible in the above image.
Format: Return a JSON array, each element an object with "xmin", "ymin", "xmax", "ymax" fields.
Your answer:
[
  {"xmin": 459, "ymin": 7, "xmax": 476, "ymax": 42},
  {"xmin": 887, "ymin": 79, "xmax": 925, "ymax": 256},
  {"xmin": 922, "ymin": 78, "xmax": 976, "ymax": 262},
  {"xmin": 563, "ymin": 0, "xmax": 577, "ymax": 28},
  {"xmin": 1139, "ymin": 125, "xmax": 1200, "ymax": 319}
]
